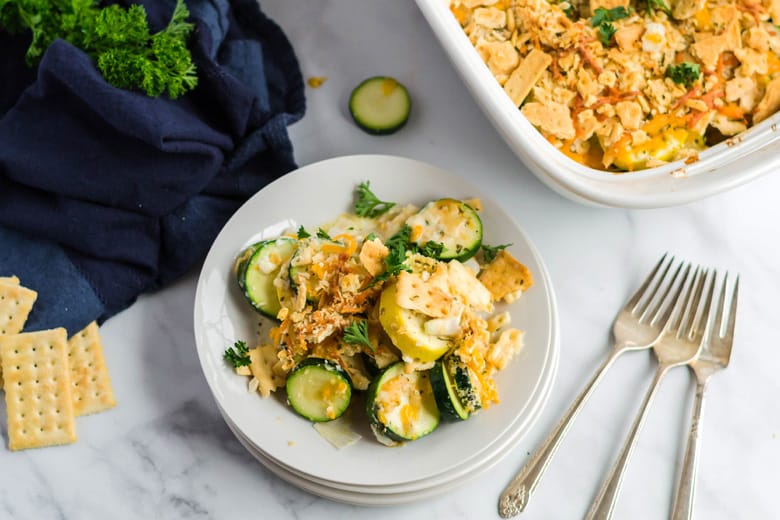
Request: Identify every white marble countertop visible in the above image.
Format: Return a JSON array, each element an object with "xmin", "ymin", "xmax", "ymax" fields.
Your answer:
[{"xmin": 3, "ymin": 1, "xmax": 779, "ymax": 518}]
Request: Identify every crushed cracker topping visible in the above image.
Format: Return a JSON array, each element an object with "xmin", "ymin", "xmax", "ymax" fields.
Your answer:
[{"xmin": 453, "ymin": 0, "xmax": 780, "ymax": 170}]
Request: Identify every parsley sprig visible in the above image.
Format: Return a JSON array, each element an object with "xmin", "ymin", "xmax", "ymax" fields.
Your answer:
[
  {"xmin": 481, "ymin": 243, "xmax": 512, "ymax": 263},
  {"xmin": 354, "ymin": 181, "xmax": 396, "ymax": 218},
  {"xmin": 296, "ymin": 226, "xmax": 310, "ymax": 239},
  {"xmin": 343, "ymin": 319, "xmax": 375, "ymax": 351},
  {"xmin": 369, "ymin": 225, "xmax": 413, "ymax": 287},
  {"xmin": 223, "ymin": 340, "xmax": 250, "ymax": 368},
  {"xmin": 666, "ymin": 62, "xmax": 701, "ymax": 88},
  {"xmin": 0, "ymin": 0, "xmax": 198, "ymax": 99},
  {"xmin": 591, "ymin": 7, "xmax": 630, "ymax": 46}
]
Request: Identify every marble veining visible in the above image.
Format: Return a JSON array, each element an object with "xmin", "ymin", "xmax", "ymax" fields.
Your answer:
[{"xmin": 2, "ymin": 0, "xmax": 779, "ymax": 518}]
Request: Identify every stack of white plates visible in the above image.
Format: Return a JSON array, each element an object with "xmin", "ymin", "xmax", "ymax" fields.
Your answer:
[{"xmin": 194, "ymin": 155, "xmax": 560, "ymax": 505}]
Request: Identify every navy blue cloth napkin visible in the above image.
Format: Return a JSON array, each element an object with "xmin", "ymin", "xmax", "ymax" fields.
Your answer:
[{"xmin": 0, "ymin": 0, "xmax": 306, "ymax": 334}]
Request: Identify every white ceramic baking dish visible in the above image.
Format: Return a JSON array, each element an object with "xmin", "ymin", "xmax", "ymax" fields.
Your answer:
[{"xmin": 415, "ymin": 0, "xmax": 780, "ymax": 208}]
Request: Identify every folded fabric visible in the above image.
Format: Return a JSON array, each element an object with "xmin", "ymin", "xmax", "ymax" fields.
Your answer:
[{"xmin": 0, "ymin": 0, "xmax": 306, "ymax": 334}]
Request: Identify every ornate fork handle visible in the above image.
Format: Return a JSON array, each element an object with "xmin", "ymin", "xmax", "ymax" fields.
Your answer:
[
  {"xmin": 671, "ymin": 378, "xmax": 710, "ymax": 520},
  {"xmin": 498, "ymin": 348, "xmax": 624, "ymax": 518}
]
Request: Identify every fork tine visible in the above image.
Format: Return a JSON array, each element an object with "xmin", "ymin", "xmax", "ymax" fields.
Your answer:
[
  {"xmin": 723, "ymin": 275, "xmax": 739, "ymax": 340},
  {"xmin": 647, "ymin": 262, "xmax": 690, "ymax": 326},
  {"xmin": 681, "ymin": 267, "xmax": 707, "ymax": 339},
  {"xmin": 712, "ymin": 273, "xmax": 729, "ymax": 337},
  {"xmin": 629, "ymin": 253, "xmax": 672, "ymax": 315},
  {"xmin": 693, "ymin": 269, "xmax": 716, "ymax": 339},
  {"xmin": 670, "ymin": 266, "xmax": 701, "ymax": 335}
]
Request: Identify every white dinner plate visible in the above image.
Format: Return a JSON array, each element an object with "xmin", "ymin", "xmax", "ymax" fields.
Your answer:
[{"xmin": 194, "ymin": 154, "xmax": 559, "ymax": 488}]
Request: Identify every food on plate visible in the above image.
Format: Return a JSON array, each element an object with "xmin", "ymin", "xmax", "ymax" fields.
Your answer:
[
  {"xmin": 349, "ymin": 76, "xmax": 412, "ymax": 134},
  {"xmin": 226, "ymin": 182, "xmax": 532, "ymax": 446},
  {"xmin": 451, "ymin": 0, "xmax": 780, "ymax": 171},
  {"xmin": 0, "ymin": 276, "xmax": 117, "ymax": 450}
]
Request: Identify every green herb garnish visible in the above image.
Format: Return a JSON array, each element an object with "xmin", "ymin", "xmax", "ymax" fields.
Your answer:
[
  {"xmin": 354, "ymin": 181, "xmax": 396, "ymax": 218},
  {"xmin": 419, "ymin": 241, "xmax": 445, "ymax": 258},
  {"xmin": 297, "ymin": 226, "xmax": 311, "ymax": 239},
  {"xmin": 666, "ymin": 62, "xmax": 701, "ymax": 88},
  {"xmin": 598, "ymin": 22, "xmax": 618, "ymax": 45},
  {"xmin": 0, "ymin": 0, "xmax": 198, "ymax": 99},
  {"xmin": 591, "ymin": 6, "xmax": 629, "ymax": 46},
  {"xmin": 367, "ymin": 225, "xmax": 413, "ymax": 287},
  {"xmin": 481, "ymin": 243, "xmax": 512, "ymax": 263},
  {"xmin": 591, "ymin": 6, "xmax": 630, "ymax": 26},
  {"xmin": 223, "ymin": 340, "xmax": 250, "ymax": 368},
  {"xmin": 343, "ymin": 319, "xmax": 374, "ymax": 351},
  {"xmin": 316, "ymin": 228, "xmax": 331, "ymax": 240}
]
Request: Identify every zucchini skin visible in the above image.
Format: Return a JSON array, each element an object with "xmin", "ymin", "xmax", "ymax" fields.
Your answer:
[
  {"xmin": 237, "ymin": 238, "xmax": 296, "ymax": 319},
  {"xmin": 366, "ymin": 362, "xmax": 440, "ymax": 443},
  {"xmin": 286, "ymin": 358, "xmax": 353, "ymax": 422},
  {"xmin": 407, "ymin": 199, "xmax": 483, "ymax": 262},
  {"xmin": 349, "ymin": 76, "xmax": 411, "ymax": 135},
  {"xmin": 429, "ymin": 360, "xmax": 469, "ymax": 421},
  {"xmin": 445, "ymin": 355, "xmax": 483, "ymax": 414}
]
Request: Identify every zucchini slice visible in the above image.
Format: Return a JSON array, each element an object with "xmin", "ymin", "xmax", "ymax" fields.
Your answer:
[
  {"xmin": 405, "ymin": 199, "xmax": 482, "ymax": 261},
  {"xmin": 237, "ymin": 238, "xmax": 297, "ymax": 318},
  {"xmin": 445, "ymin": 355, "xmax": 483, "ymax": 414},
  {"xmin": 429, "ymin": 360, "xmax": 469, "ymax": 421},
  {"xmin": 286, "ymin": 358, "xmax": 353, "ymax": 422},
  {"xmin": 349, "ymin": 77, "xmax": 411, "ymax": 135},
  {"xmin": 366, "ymin": 362, "xmax": 440, "ymax": 443}
]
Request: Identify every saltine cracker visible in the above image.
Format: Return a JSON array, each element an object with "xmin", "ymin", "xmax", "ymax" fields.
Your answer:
[
  {"xmin": 0, "ymin": 278, "xmax": 37, "ymax": 389},
  {"xmin": 1, "ymin": 328, "xmax": 77, "ymax": 450},
  {"xmin": 68, "ymin": 322, "xmax": 116, "ymax": 416}
]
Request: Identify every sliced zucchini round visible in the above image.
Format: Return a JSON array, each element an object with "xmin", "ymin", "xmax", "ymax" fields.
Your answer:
[
  {"xmin": 445, "ymin": 355, "xmax": 483, "ymax": 414},
  {"xmin": 237, "ymin": 238, "xmax": 297, "ymax": 318},
  {"xmin": 349, "ymin": 76, "xmax": 411, "ymax": 135},
  {"xmin": 378, "ymin": 283, "xmax": 452, "ymax": 362},
  {"xmin": 286, "ymin": 358, "xmax": 352, "ymax": 422},
  {"xmin": 429, "ymin": 360, "xmax": 469, "ymax": 421},
  {"xmin": 366, "ymin": 361, "xmax": 440, "ymax": 443},
  {"xmin": 405, "ymin": 199, "xmax": 482, "ymax": 261}
]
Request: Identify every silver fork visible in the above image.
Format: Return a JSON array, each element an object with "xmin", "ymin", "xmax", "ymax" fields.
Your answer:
[
  {"xmin": 498, "ymin": 255, "xmax": 691, "ymax": 518},
  {"xmin": 585, "ymin": 267, "xmax": 716, "ymax": 520},
  {"xmin": 671, "ymin": 273, "xmax": 739, "ymax": 520}
]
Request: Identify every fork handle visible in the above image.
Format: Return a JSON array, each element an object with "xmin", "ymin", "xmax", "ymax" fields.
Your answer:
[
  {"xmin": 585, "ymin": 364, "xmax": 670, "ymax": 520},
  {"xmin": 498, "ymin": 348, "xmax": 625, "ymax": 518},
  {"xmin": 671, "ymin": 377, "xmax": 710, "ymax": 520}
]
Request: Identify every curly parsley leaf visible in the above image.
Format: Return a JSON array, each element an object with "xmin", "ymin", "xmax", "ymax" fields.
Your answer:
[
  {"xmin": 481, "ymin": 243, "xmax": 512, "ymax": 263},
  {"xmin": 598, "ymin": 22, "xmax": 618, "ymax": 46},
  {"xmin": 666, "ymin": 62, "xmax": 701, "ymax": 88},
  {"xmin": 223, "ymin": 340, "xmax": 250, "ymax": 368},
  {"xmin": 0, "ymin": 0, "xmax": 197, "ymax": 99},
  {"xmin": 367, "ymin": 225, "xmax": 413, "ymax": 287},
  {"xmin": 297, "ymin": 226, "xmax": 311, "ymax": 239},
  {"xmin": 316, "ymin": 228, "xmax": 332, "ymax": 240},
  {"xmin": 591, "ymin": 6, "xmax": 630, "ymax": 26},
  {"xmin": 418, "ymin": 241, "xmax": 445, "ymax": 258},
  {"xmin": 343, "ymin": 319, "xmax": 374, "ymax": 351},
  {"xmin": 354, "ymin": 181, "xmax": 396, "ymax": 218}
]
